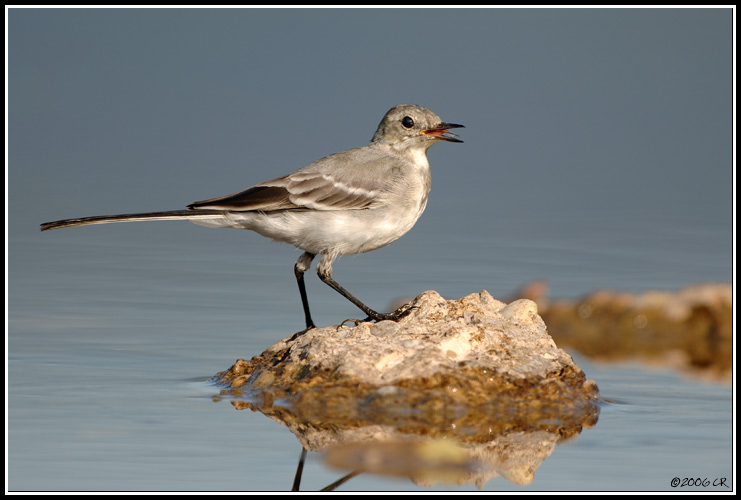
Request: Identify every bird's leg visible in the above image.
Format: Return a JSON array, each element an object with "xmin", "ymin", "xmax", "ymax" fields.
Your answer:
[
  {"xmin": 316, "ymin": 256, "xmax": 413, "ymax": 323},
  {"xmin": 294, "ymin": 252, "xmax": 317, "ymax": 330},
  {"xmin": 291, "ymin": 447, "xmax": 308, "ymax": 491}
]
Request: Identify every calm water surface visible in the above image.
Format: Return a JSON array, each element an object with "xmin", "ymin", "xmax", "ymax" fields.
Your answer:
[
  {"xmin": 8, "ymin": 7, "xmax": 734, "ymax": 493},
  {"xmin": 7, "ymin": 210, "xmax": 733, "ymax": 492}
]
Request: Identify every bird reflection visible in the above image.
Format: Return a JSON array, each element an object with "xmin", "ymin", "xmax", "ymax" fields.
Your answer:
[{"xmin": 292, "ymin": 446, "xmax": 361, "ymax": 492}]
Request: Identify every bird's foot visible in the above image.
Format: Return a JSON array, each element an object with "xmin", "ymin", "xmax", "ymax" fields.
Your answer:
[
  {"xmin": 337, "ymin": 302, "xmax": 417, "ymax": 330},
  {"xmin": 338, "ymin": 302, "xmax": 417, "ymax": 328},
  {"xmin": 337, "ymin": 318, "xmax": 364, "ymax": 329},
  {"xmin": 375, "ymin": 301, "xmax": 417, "ymax": 321},
  {"xmin": 287, "ymin": 324, "xmax": 316, "ymax": 342}
]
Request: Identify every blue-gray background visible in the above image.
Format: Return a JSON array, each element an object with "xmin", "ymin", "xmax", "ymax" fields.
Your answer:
[{"xmin": 7, "ymin": 8, "xmax": 734, "ymax": 492}]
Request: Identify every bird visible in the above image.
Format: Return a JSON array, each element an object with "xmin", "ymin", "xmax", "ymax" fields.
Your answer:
[{"xmin": 40, "ymin": 104, "xmax": 464, "ymax": 330}]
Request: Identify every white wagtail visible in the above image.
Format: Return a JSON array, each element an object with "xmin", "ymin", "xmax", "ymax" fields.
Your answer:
[{"xmin": 41, "ymin": 104, "xmax": 464, "ymax": 329}]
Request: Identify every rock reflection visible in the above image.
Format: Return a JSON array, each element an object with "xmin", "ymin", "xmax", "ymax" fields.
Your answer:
[
  {"xmin": 324, "ymin": 439, "xmax": 476, "ymax": 486},
  {"xmin": 223, "ymin": 389, "xmax": 599, "ymax": 489}
]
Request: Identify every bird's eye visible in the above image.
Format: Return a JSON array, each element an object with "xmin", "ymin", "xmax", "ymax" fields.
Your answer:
[{"xmin": 401, "ymin": 116, "xmax": 415, "ymax": 129}]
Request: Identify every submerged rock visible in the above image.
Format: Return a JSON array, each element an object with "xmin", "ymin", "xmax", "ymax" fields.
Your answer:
[
  {"xmin": 533, "ymin": 282, "xmax": 733, "ymax": 381},
  {"xmin": 213, "ymin": 290, "xmax": 601, "ymax": 488}
]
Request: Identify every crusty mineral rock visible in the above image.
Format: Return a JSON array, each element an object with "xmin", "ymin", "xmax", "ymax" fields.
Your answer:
[
  {"xmin": 215, "ymin": 290, "xmax": 599, "ymax": 431},
  {"xmin": 213, "ymin": 290, "xmax": 601, "ymax": 488},
  {"xmin": 215, "ymin": 290, "xmax": 599, "ymax": 398}
]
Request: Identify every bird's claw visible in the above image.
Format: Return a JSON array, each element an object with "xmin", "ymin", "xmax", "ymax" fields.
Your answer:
[
  {"xmin": 337, "ymin": 318, "xmax": 364, "ymax": 329},
  {"xmin": 336, "ymin": 302, "xmax": 417, "ymax": 329},
  {"xmin": 365, "ymin": 302, "xmax": 418, "ymax": 323}
]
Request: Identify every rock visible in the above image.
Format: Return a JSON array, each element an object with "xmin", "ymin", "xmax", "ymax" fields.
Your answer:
[
  {"xmin": 213, "ymin": 290, "xmax": 601, "ymax": 488},
  {"xmin": 214, "ymin": 290, "xmax": 599, "ymax": 403},
  {"xmin": 537, "ymin": 282, "xmax": 732, "ymax": 381}
]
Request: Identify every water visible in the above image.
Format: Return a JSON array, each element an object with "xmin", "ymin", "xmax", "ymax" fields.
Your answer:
[
  {"xmin": 7, "ymin": 8, "xmax": 733, "ymax": 491},
  {"xmin": 7, "ymin": 213, "xmax": 733, "ymax": 492}
]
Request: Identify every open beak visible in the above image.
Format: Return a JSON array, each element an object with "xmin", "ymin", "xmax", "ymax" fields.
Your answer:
[{"xmin": 421, "ymin": 122, "xmax": 465, "ymax": 143}]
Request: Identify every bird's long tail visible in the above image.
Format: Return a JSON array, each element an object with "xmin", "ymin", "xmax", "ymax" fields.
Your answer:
[{"xmin": 40, "ymin": 209, "xmax": 228, "ymax": 231}]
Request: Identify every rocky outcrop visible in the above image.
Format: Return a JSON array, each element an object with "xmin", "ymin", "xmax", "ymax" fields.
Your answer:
[{"xmin": 213, "ymin": 290, "xmax": 601, "ymax": 488}]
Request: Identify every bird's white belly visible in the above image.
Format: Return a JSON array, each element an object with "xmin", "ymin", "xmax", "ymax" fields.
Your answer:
[
  {"xmin": 191, "ymin": 195, "xmax": 428, "ymax": 257},
  {"xmin": 242, "ymin": 202, "xmax": 424, "ymax": 255}
]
